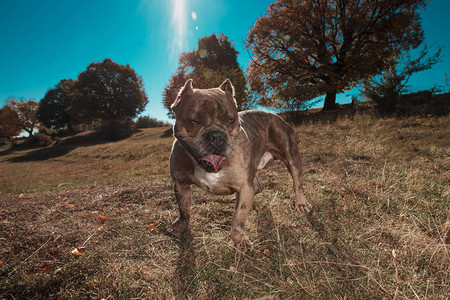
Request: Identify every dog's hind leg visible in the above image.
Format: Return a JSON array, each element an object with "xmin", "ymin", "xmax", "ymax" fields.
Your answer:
[
  {"xmin": 269, "ymin": 125, "xmax": 312, "ymax": 213},
  {"xmin": 282, "ymin": 135, "xmax": 312, "ymax": 213}
]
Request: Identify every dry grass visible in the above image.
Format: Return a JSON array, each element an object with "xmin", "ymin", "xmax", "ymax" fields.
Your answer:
[{"xmin": 0, "ymin": 114, "xmax": 448, "ymax": 299}]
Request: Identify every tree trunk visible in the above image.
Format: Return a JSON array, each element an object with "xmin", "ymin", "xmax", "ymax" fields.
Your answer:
[
  {"xmin": 7, "ymin": 136, "xmax": 17, "ymax": 146},
  {"xmin": 67, "ymin": 122, "xmax": 73, "ymax": 133},
  {"xmin": 323, "ymin": 90, "xmax": 337, "ymax": 111}
]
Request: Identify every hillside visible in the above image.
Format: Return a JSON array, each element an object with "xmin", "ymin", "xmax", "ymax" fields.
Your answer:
[{"xmin": 0, "ymin": 114, "xmax": 449, "ymax": 299}]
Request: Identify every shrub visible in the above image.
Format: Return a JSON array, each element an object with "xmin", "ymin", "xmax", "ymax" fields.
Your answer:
[
  {"xmin": 35, "ymin": 133, "xmax": 53, "ymax": 146},
  {"xmin": 20, "ymin": 133, "xmax": 53, "ymax": 148},
  {"xmin": 38, "ymin": 126, "xmax": 54, "ymax": 136},
  {"xmin": 135, "ymin": 116, "xmax": 170, "ymax": 128}
]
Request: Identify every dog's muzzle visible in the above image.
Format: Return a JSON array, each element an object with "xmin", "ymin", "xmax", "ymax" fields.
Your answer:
[{"xmin": 199, "ymin": 130, "xmax": 230, "ymax": 172}]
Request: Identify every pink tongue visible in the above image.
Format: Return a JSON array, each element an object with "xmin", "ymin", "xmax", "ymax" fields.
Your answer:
[{"xmin": 201, "ymin": 154, "xmax": 226, "ymax": 172}]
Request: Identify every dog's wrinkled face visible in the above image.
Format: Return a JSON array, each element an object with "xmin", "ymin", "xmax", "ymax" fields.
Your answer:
[{"xmin": 171, "ymin": 79, "xmax": 240, "ymax": 173}]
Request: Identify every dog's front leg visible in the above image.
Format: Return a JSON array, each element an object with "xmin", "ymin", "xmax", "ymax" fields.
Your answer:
[
  {"xmin": 230, "ymin": 184, "xmax": 254, "ymax": 248},
  {"xmin": 169, "ymin": 181, "xmax": 192, "ymax": 237}
]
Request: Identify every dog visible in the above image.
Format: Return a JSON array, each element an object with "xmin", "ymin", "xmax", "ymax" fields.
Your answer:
[{"xmin": 168, "ymin": 79, "xmax": 312, "ymax": 247}]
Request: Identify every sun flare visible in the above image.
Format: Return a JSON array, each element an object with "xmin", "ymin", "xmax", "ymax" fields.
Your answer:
[{"xmin": 170, "ymin": 0, "xmax": 187, "ymax": 59}]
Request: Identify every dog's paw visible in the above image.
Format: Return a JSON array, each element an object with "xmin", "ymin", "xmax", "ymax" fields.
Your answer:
[
  {"xmin": 228, "ymin": 238, "xmax": 253, "ymax": 252},
  {"xmin": 296, "ymin": 199, "xmax": 313, "ymax": 214},
  {"xmin": 229, "ymin": 229, "xmax": 253, "ymax": 251},
  {"xmin": 166, "ymin": 219, "xmax": 188, "ymax": 237}
]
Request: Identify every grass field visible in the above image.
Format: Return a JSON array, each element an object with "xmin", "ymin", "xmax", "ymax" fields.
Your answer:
[{"xmin": 0, "ymin": 113, "xmax": 448, "ymax": 299}]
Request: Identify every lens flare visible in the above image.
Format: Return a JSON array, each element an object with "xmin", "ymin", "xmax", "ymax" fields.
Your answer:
[{"xmin": 170, "ymin": 0, "xmax": 187, "ymax": 59}]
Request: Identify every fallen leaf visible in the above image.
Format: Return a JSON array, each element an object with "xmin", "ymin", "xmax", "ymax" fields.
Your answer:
[
  {"xmin": 71, "ymin": 248, "xmax": 84, "ymax": 256},
  {"xmin": 98, "ymin": 215, "xmax": 107, "ymax": 222},
  {"xmin": 392, "ymin": 249, "xmax": 397, "ymax": 259},
  {"xmin": 263, "ymin": 249, "xmax": 270, "ymax": 256},
  {"xmin": 0, "ymin": 260, "xmax": 3, "ymax": 267},
  {"xmin": 39, "ymin": 266, "xmax": 52, "ymax": 273},
  {"xmin": 398, "ymin": 213, "xmax": 405, "ymax": 219},
  {"xmin": 228, "ymin": 266, "xmax": 237, "ymax": 273},
  {"xmin": 146, "ymin": 220, "xmax": 161, "ymax": 232},
  {"xmin": 64, "ymin": 204, "xmax": 75, "ymax": 209}
]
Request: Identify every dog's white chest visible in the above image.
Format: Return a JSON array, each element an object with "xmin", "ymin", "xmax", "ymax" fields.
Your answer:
[{"xmin": 193, "ymin": 166, "xmax": 222, "ymax": 190}]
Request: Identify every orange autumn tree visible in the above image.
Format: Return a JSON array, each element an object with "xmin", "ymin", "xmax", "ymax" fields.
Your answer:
[
  {"xmin": 246, "ymin": 0, "xmax": 427, "ymax": 111},
  {"xmin": 7, "ymin": 98, "xmax": 40, "ymax": 136},
  {"xmin": 0, "ymin": 105, "xmax": 22, "ymax": 142}
]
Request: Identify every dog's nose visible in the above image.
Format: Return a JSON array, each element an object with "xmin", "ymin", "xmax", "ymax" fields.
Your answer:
[
  {"xmin": 205, "ymin": 130, "xmax": 228, "ymax": 150},
  {"xmin": 206, "ymin": 130, "xmax": 226, "ymax": 143}
]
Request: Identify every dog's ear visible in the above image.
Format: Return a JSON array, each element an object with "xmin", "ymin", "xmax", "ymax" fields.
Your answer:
[
  {"xmin": 171, "ymin": 79, "xmax": 194, "ymax": 111},
  {"xmin": 179, "ymin": 79, "xmax": 194, "ymax": 96},
  {"xmin": 219, "ymin": 79, "xmax": 235, "ymax": 97},
  {"xmin": 219, "ymin": 78, "xmax": 237, "ymax": 108}
]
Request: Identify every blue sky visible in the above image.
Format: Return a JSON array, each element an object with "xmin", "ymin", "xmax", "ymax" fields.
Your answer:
[{"xmin": 0, "ymin": 0, "xmax": 448, "ymax": 123}]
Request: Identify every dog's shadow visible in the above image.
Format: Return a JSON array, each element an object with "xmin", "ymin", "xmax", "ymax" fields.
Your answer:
[
  {"xmin": 168, "ymin": 230, "xmax": 199, "ymax": 298},
  {"xmin": 255, "ymin": 203, "xmax": 278, "ymax": 253},
  {"xmin": 164, "ymin": 204, "xmax": 281, "ymax": 298}
]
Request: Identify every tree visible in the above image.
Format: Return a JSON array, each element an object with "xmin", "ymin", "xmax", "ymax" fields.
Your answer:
[
  {"xmin": 70, "ymin": 58, "xmax": 148, "ymax": 124},
  {"xmin": 163, "ymin": 34, "xmax": 251, "ymax": 117},
  {"xmin": 362, "ymin": 45, "xmax": 442, "ymax": 113},
  {"xmin": 7, "ymin": 98, "xmax": 40, "ymax": 136},
  {"xmin": 37, "ymin": 79, "xmax": 75, "ymax": 132},
  {"xmin": 0, "ymin": 105, "xmax": 22, "ymax": 142},
  {"xmin": 246, "ymin": 0, "xmax": 427, "ymax": 111},
  {"xmin": 163, "ymin": 68, "xmax": 189, "ymax": 119}
]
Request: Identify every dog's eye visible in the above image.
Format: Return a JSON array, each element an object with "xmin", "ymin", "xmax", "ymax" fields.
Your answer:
[
  {"xmin": 228, "ymin": 118, "xmax": 236, "ymax": 124},
  {"xmin": 190, "ymin": 120, "xmax": 201, "ymax": 126}
]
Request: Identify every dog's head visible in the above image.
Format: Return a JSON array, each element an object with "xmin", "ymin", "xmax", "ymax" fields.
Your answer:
[{"xmin": 171, "ymin": 79, "xmax": 240, "ymax": 173}]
